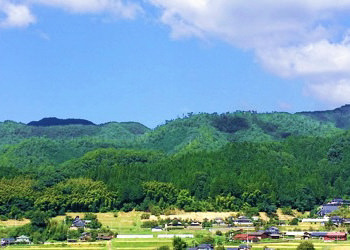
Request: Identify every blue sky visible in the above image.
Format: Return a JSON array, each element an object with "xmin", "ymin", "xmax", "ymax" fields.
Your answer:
[{"xmin": 1, "ymin": 1, "xmax": 349, "ymax": 127}]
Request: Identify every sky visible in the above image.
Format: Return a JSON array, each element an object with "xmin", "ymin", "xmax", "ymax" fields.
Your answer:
[{"xmin": 1, "ymin": 0, "xmax": 350, "ymax": 127}]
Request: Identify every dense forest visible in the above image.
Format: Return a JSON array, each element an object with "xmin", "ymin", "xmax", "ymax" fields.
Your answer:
[{"xmin": 1, "ymin": 105, "xmax": 350, "ymax": 219}]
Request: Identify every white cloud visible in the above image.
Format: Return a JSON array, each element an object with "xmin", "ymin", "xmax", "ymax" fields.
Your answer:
[
  {"xmin": 257, "ymin": 40, "xmax": 350, "ymax": 78},
  {"xmin": 31, "ymin": 0, "xmax": 141, "ymax": 19},
  {"xmin": 147, "ymin": 0, "xmax": 350, "ymax": 104},
  {"xmin": 307, "ymin": 79, "xmax": 350, "ymax": 104},
  {"xmin": 0, "ymin": 1, "xmax": 36, "ymax": 28},
  {"xmin": 0, "ymin": 0, "xmax": 141, "ymax": 29}
]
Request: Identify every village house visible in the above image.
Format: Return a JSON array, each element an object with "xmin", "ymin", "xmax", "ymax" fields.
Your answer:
[
  {"xmin": 284, "ymin": 231, "xmax": 310, "ymax": 239},
  {"xmin": 233, "ymin": 216, "xmax": 253, "ymax": 226},
  {"xmin": 324, "ymin": 232, "xmax": 347, "ymax": 241},
  {"xmin": 310, "ymin": 232, "xmax": 328, "ymax": 240},
  {"xmin": 214, "ymin": 217, "xmax": 226, "ymax": 226},
  {"xmin": 318, "ymin": 198, "xmax": 350, "ymax": 217},
  {"xmin": 71, "ymin": 216, "xmax": 86, "ymax": 229},
  {"xmin": 330, "ymin": 216, "xmax": 344, "ymax": 226},
  {"xmin": 97, "ymin": 233, "xmax": 114, "ymax": 240},
  {"xmin": 15, "ymin": 235, "xmax": 31, "ymax": 244},
  {"xmin": 151, "ymin": 226, "xmax": 163, "ymax": 232},
  {"xmin": 233, "ymin": 234, "xmax": 259, "ymax": 243},
  {"xmin": 80, "ymin": 232, "xmax": 91, "ymax": 241},
  {"xmin": 187, "ymin": 221, "xmax": 202, "ymax": 230},
  {"xmin": 248, "ymin": 231, "xmax": 269, "ymax": 240},
  {"xmin": 1, "ymin": 238, "xmax": 15, "ymax": 246}
]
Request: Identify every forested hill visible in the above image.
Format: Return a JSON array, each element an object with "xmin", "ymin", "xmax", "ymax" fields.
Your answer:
[
  {"xmin": 141, "ymin": 112, "xmax": 339, "ymax": 153},
  {"xmin": 1, "ymin": 107, "xmax": 350, "ymax": 218},
  {"xmin": 299, "ymin": 104, "xmax": 350, "ymax": 129},
  {"xmin": 0, "ymin": 110, "xmax": 343, "ymax": 154},
  {"xmin": 28, "ymin": 117, "xmax": 95, "ymax": 126}
]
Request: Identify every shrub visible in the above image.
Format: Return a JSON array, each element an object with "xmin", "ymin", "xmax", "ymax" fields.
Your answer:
[
  {"xmin": 84, "ymin": 213, "xmax": 97, "ymax": 220},
  {"xmin": 150, "ymin": 205, "xmax": 162, "ymax": 216},
  {"xmin": 0, "ymin": 215, "xmax": 8, "ymax": 221},
  {"xmin": 216, "ymin": 246, "xmax": 225, "ymax": 250},
  {"xmin": 201, "ymin": 235, "xmax": 215, "ymax": 244},
  {"xmin": 157, "ymin": 246, "xmax": 170, "ymax": 250},
  {"xmin": 289, "ymin": 218, "xmax": 299, "ymax": 225},
  {"xmin": 297, "ymin": 241, "xmax": 315, "ymax": 250},
  {"xmin": 173, "ymin": 237, "xmax": 187, "ymax": 250},
  {"xmin": 141, "ymin": 220, "xmax": 158, "ymax": 228},
  {"xmin": 215, "ymin": 230, "xmax": 223, "ymax": 236},
  {"xmin": 141, "ymin": 213, "xmax": 150, "ymax": 219},
  {"xmin": 281, "ymin": 206, "xmax": 293, "ymax": 215}
]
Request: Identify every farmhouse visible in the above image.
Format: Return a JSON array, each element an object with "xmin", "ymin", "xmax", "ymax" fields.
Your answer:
[
  {"xmin": 233, "ymin": 216, "xmax": 253, "ymax": 226},
  {"xmin": 318, "ymin": 198, "xmax": 350, "ymax": 217},
  {"xmin": 1, "ymin": 238, "xmax": 15, "ymax": 246},
  {"xmin": 97, "ymin": 233, "xmax": 114, "ymax": 240},
  {"xmin": 188, "ymin": 221, "xmax": 202, "ymax": 230},
  {"xmin": 248, "ymin": 231, "xmax": 269, "ymax": 239},
  {"xmin": 310, "ymin": 232, "xmax": 327, "ymax": 240},
  {"xmin": 214, "ymin": 217, "xmax": 226, "ymax": 226},
  {"xmin": 234, "ymin": 234, "xmax": 259, "ymax": 242},
  {"xmin": 285, "ymin": 231, "xmax": 309, "ymax": 239},
  {"xmin": 80, "ymin": 232, "xmax": 91, "ymax": 241},
  {"xmin": 151, "ymin": 226, "xmax": 163, "ymax": 232},
  {"xmin": 15, "ymin": 235, "xmax": 31, "ymax": 244},
  {"xmin": 330, "ymin": 216, "xmax": 344, "ymax": 225},
  {"xmin": 71, "ymin": 216, "xmax": 85, "ymax": 228},
  {"xmin": 324, "ymin": 232, "xmax": 347, "ymax": 241}
]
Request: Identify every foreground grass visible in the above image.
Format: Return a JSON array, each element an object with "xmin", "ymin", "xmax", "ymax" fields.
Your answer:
[
  {"xmin": 6, "ymin": 242, "xmax": 107, "ymax": 250},
  {"xmin": 6, "ymin": 240, "xmax": 350, "ymax": 250}
]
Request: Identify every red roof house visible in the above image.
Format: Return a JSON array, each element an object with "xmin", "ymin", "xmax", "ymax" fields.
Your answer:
[
  {"xmin": 324, "ymin": 232, "xmax": 347, "ymax": 241},
  {"xmin": 234, "ymin": 234, "xmax": 259, "ymax": 242}
]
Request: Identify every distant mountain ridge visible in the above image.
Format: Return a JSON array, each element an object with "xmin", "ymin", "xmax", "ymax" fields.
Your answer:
[
  {"xmin": 0, "ymin": 105, "xmax": 349, "ymax": 155},
  {"xmin": 28, "ymin": 117, "xmax": 95, "ymax": 126},
  {"xmin": 298, "ymin": 104, "xmax": 350, "ymax": 129}
]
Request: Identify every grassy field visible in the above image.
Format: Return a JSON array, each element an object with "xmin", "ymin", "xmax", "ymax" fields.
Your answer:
[
  {"xmin": 6, "ymin": 242, "xmax": 107, "ymax": 250},
  {"xmin": 6, "ymin": 240, "xmax": 350, "ymax": 250},
  {"xmin": 0, "ymin": 218, "xmax": 30, "ymax": 228}
]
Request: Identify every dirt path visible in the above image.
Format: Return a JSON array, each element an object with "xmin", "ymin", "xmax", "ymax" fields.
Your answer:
[{"xmin": 107, "ymin": 240, "xmax": 112, "ymax": 250}]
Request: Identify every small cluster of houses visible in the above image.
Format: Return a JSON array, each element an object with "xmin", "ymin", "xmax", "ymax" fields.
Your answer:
[
  {"xmin": 1, "ymin": 235, "xmax": 31, "ymax": 246},
  {"xmin": 233, "ymin": 227, "xmax": 347, "ymax": 243},
  {"xmin": 234, "ymin": 227, "xmax": 281, "ymax": 242},
  {"xmin": 284, "ymin": 232, "xmax": 347, "ymax": 241},
  {"xmin": 153, "ymin": 216, "xmax": 255, "ymax": 232}
]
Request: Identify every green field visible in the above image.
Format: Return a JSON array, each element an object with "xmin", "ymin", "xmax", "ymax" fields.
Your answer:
[{"xmin": 5, "ymin": 240, "xmax": 350, "ymax": 250}]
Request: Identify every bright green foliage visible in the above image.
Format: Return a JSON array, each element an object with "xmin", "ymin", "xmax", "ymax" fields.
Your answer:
[
  {"xmin": 1, "ymin": 109, "xmax": 350, "ymax": 217},
  {"xmin": 297, "ymin": 241, "xmax": 315, "ymax": 250},
  {"xmin": 0, "ymin": 178, "xmax": 38, "ymax": 218},
  {"xmin": 35, "ymin": 178, "xmax": 118, "ymax": 213},
  {"xmin": 173, "ymin": 237, "xmax": 187, "ymax": 250}
]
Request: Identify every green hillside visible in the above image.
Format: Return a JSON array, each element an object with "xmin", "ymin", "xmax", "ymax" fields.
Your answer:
[
  {"xmin": 0, "ymin": 107, "xmax": 349, "ymax": 221},
  {"xmin": 299, "ymin": 104, "xmax": 350, "ymax": 129},
  {"xmin": 0, "ymin": 120, "xmax": 149, "ymax": 146},
  {"xmin": 139, "ymin": 111, "xmax": 340, "ymax": 153}
]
